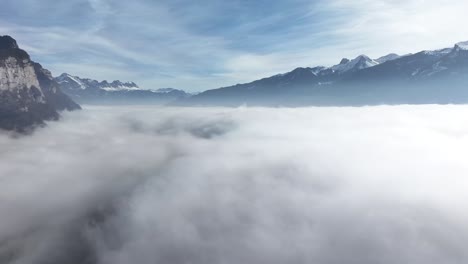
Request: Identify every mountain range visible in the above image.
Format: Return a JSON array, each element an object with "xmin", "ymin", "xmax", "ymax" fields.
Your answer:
[
  {"xmin": 2, "ymin": 35, "xmax": 468, "ymax": 131},
  {"xmin": 0, "ymin": 36, "xmax": 80, "ymax": 132},
  {"xmin": 56, "ymin": 73, "xmax": 190, "ymax": 105},
  {"xmin": 180, "ymin": 41, "xmax": 468, "ymax": 106}
]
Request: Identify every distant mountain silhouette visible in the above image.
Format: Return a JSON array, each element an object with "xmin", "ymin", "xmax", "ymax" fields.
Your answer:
[
  {"xmin": 180, "ymin": 41, "xmax": 468, "ymax": 106},
  {"xmin": 56, "ymin": 73, "xmax": 190, "ymax": 105}
]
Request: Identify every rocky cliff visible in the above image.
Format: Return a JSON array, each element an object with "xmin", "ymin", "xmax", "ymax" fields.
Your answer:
[{"xmin": 0, "ymin": 36, "xmax": 80, "ymax": 132}]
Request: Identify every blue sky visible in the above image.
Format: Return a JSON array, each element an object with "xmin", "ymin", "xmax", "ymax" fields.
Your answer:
[{"xmin": 1, "ymin": 0, "xmax": 468, "ymax": 91}]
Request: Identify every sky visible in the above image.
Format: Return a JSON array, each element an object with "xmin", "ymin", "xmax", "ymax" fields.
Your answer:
[{"xmin": 1, "ymin": 0, "xmax": 468, "ymax": 92}]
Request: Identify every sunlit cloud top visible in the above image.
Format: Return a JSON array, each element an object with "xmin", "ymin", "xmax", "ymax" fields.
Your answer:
[{"xmin": 1, "ymin": 0, "xmax": 467, "ymax": 91}]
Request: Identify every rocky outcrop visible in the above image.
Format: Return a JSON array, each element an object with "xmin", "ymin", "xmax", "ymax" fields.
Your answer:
[{"xmin": 0, "ymin": 36, "xmax": 80, "ymax": 132}]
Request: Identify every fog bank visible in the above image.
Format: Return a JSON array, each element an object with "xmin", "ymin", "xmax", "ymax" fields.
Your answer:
[{"xmin": 2, "ymin": 105, "xmax": 468, "ymax": 264}]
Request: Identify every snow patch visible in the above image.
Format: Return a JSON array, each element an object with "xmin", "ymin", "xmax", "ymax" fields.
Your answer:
[
  {"xmin": 101, "ymin": 86, "xmax": 143, "ymax": 92},
  {"xmin": 423, "ymin": 48, "xmax": 452, "ymax": 56},
  {"xmin": 375, "ymin": 53, "xmax": 400, "ymax": 63},
  {"xmin": 331, "ymin": 55, "xmax": 379, "ymax": 73},
  {"xmin": 154, "ymin": 88, "xmax": 179, "ymax": 93},
  {"xmin": 310, "ymin": 67, "xmax": 326, "ymax": 75},
  {"xmin": 67, "ymin": 75, "xmax": 87, "ymax": 89},
  {"xmin": 455, "ymin": 41, "xmax": 468, "ymax": 51}
]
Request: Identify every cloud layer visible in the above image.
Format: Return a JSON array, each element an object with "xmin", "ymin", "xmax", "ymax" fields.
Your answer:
[
  {"xmin": 2, "ymin": 105, "xmax": 468, "ymax": 263},
  {"xmin": 1, "ymin": 0, "xmax": 468, "ymax": 91}
]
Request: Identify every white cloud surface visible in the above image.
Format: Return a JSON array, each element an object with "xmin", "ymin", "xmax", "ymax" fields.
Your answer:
[{"xmin": 2, "ymin": 105, "xmax": 468, "ymax": 263}]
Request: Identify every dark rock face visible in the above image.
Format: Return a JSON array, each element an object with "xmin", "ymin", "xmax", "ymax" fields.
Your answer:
[
  {"xmin": 34, "ymin": 65, "xmax": 81, "ymax": 111},
  {"xmin": 0, "ymin": 35, "xmax": 80, "ymax": 132},
  {"xmin": 0, "ymin": 36, "xmax": 19, "ymax": 49},
  {"xmin": 0, "ymin": 88, "xmax": 59, "ymax": 132},
  {"xmin": 339, "ymin": 58, "xmax": 350, "ymax": 65}
]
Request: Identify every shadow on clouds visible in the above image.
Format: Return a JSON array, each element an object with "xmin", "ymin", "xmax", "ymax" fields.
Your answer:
[{"xmin": 2, "ymin": 105, "xmax": 468, "ymax": 264}]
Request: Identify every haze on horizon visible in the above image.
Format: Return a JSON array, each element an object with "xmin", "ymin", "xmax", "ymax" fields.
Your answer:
[{"xmin": 1, "ymin": 0, "xmax": 468, "ymax": 92}]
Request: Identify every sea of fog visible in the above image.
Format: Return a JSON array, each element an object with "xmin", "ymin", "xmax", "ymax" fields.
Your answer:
[{"xmin": 2, "ymin": 105, "xmax": 468, "ymax": 264}]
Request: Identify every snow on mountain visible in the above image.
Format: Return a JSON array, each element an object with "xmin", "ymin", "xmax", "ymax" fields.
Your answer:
[
  {"xmin": 331, "ymin": 55, "xmax": 379, "ymax": 73},
  {"xmin": 423, "ymin": 48, "xmax": 453, "ymax": 56},
  {"xmin": 268, "ymin": 55, "xmax": 379, "ymax": 80},
  {"xmin": 310, "ymin": 66, "xmax": 327, "ymax": 75},
  {"xmin": 56, "ymin": 73, "xmax": 87, "ymax": 90},
  {"xmin": 55, "ymin": 73, "xmax": 191, "ymax": 104},
  {"xmin": 455, "ymin": 41, "xmax": 468, "ymax": 51},
  {"xmin": 154, "ymin": 88, "xmax": 181, "ymax": 93},
  {"xmin": 101, "ymin": 83, "xmax": 141, "ymax": 92},
  {"xmin": 185, "ymin": 39, "xmax": 468, "ymax": 107},
  {"xmin": 375, "ymin": 53, "xmax": 400, "ymax": 63},
  {"xmin": 56, "ymin": 73, "xmax": 142, "ymax": 92}
]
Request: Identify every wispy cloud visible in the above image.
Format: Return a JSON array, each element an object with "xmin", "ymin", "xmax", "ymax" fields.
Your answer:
[
  {"xmin": 318, "ymin": 0, "xmax": 468, "ymax": 54},
  {"xmin": 0, "ymin": 0, "xmax": 467, "ymax": 91}
]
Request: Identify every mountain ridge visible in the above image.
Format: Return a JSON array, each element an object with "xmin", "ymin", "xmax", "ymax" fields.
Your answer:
[
  {"xmin": 56, "ymin": 73, "xmax": 190, "ymax": 105},
  {"xmin": 180, "ymin": 40, "xmax": 468, "ymax": 106}
]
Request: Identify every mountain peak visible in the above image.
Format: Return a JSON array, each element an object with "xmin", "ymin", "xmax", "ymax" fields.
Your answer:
[
  {"xmin": 291, "ymin": 67, "xmax": 311, "ymax": 73},
  {"xmin": 340, "ymin": 58, "xmax": 350, "ymax": 65},
  {"xmin": 376, "ymin": 53, "xmax": 400, "ymax": 63},
  {"xmin": 0, "ymin": 35, "xmax": 19, "ymax": 50},
  {"xmin": 55, "ymin": 73, "xmax": 142, "ymax": 92},
  {"xmin": 0, "ymin": 37, "xmax": 80, "ymax": 131},
  {"xmin": 355, "ymin": 55, "xmax": 378, "ymax": 66},
  {"xmin": 331, "ymin": 54, "xmax": 378, "ymax": 73},
  {"xmin": 356, "ymin": 54, "xmax": 372, "ymax": 61},
  {"xmin": 286, "ymin": 67, "xmax": 320, "ymax": 79},
  {"xmin": 455, "ymin": 41, "xmax": 468, "ymax": 51},
  {"xmin": 154, "ymin": 88, "xmax": 186, "ymax": 94},
  {"xmin": 59, "ymin": 73, "xmax": 71, "ymax": 78}
]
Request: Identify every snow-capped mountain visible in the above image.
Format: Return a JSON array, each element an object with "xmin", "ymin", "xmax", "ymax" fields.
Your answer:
[
  {"xmin": 455, "ymin": 41, "xmax": 468, "ymax": 51},
  {"xmin": 0, "ymin": 36, "xmax": 80, "ymax": 132},
  {"xmin": 55, "ymin": 74, "xmax": 190, "ymax": 104},
  {"xmin": 181, "ymin": 40, "xmax": 468, "ymax": 106},
  {"xmin": 56, "ymin": 73, "xmax": 141, "ymax": 92},
  {"xmin": 330, "ymin": 55, "xmax": 379, "ymax": 73},
  {"xmin": 422, "ymin": 48, "xmax": 453, "ymax": 56},
  {"xmin": 376, "ymin": 53, "xmax": 401, "ymax": 63}
]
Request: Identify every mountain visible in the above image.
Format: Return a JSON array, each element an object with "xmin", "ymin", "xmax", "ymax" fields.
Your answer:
[
  {"xmin": 375, "ymin": 53, "xmax": 401, "ymax": 63},
  {"xmin": 56, "ymin": 73, "xmax": 140, "ymax": 92},
  {"xmin": 330, "ymin": 55, "xmax": 379, "ymax": 73},
  {"xmin": 181, "ymin": 41, "xmax": 468, "ymax": 106},
  {"xmin": 56, "ymin": 73, "xmax": 190, "ymax": 104},
  {"xmin": 0, "ymin": 36, "xmax": 80, "ymax": 132}
]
